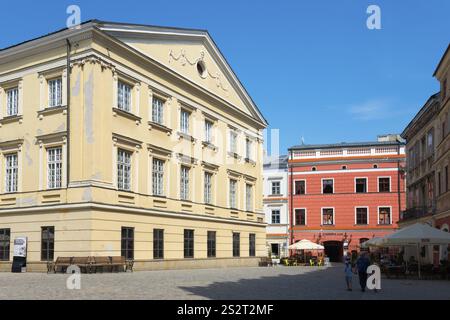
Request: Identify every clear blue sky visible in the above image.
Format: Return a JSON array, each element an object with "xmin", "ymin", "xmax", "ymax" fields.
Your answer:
[{"xmin": 1, "ymin": 0, "xmax": 449, "ymax": 154}]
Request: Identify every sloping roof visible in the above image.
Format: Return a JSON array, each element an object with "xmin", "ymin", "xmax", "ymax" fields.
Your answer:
[
  {"xmin": 0, "ymin": 20, "xmax": 268, "ymax": 127},
  {"xmin": 433, "ymin": 43, "xmax": 450, "ymax": 77}
]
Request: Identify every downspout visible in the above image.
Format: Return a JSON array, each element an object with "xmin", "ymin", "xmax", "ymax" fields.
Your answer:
[
  {"xmin": 397, "ymin": 142, "xmax": 402, "ymax": 225},
  {"xmin": 289, "ymin": 151, "xmax": 294, "ymax": 253},
  {"xmin": 66, "ymin": 39, "xmax": 71, "ymax": 188}
]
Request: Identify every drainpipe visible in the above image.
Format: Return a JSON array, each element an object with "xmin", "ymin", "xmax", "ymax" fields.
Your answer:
[
  {"xmin": 397, "ymin": 141, "xmax": 402, "ymax": 226},
  {"xmin": 66, "ymin": 39, "xmax": 71, "ymax": 188},
  {"xmin": 289, "ymin": 151, "xmax": 294, "ymax": 254}
]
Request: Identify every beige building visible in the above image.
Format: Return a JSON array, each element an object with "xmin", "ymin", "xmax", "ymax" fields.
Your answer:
[{"xmin": 0, "ymin": 20, "xmax": 268, "ymax": 272}]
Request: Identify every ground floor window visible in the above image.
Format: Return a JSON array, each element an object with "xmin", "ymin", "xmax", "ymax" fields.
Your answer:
[
  {"xmin": 184, "ymin": 229, "xmax": 194, "ymax": 258},
  {"xmin": 41, "ymin": 226, "xmax": 54, "ymax": 261},
  {"xmin": 249, "ymin": 234, "xmax": 256, "ymax": 257},
  {"xmin": 0, "ymin": 229, "xmax": 10, "ymax": 261},
  {"xmin": 232, "ymin": 233, "xmax": 240, "ymax": 257},
  {"xmin": 207, "ymin": 231, "xmax": 216, "ymax": 258},
  {"xmin": 121, "ymin": 227, "xmax": 134, "ymax": 260},
  {"xmin": 153, "ymin": 229, "xmax": 164, "ymax": 259}
]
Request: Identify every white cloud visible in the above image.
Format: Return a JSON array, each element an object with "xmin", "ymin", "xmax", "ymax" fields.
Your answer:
[{"xmin": 347, "ymin": 99, "xmax": 398, "ymax": 121}]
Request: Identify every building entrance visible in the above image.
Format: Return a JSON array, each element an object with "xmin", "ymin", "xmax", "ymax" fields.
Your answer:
[{"xmin": 323, "ymin": 241, "xmax": 343, "ymax": 262}]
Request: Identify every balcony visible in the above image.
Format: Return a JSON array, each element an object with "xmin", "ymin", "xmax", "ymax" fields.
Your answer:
[{"xmin": 400, "ymin": 204, "xmax": 436, "ymax": 222}]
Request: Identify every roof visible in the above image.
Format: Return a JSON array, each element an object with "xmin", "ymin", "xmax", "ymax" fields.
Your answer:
[
  {"xmin": 433, "ymin": 43, "xmax": 450, "ymax": 77},
  {"xmin": 0, "ymin": 20, "xmax": 268, "ymax": 127},
  {"xmin": 263, "ymin": 155, "xmax": 288, "ymax": 168},
  {"xmin": 289, "ymin": 140, "xmax": 404, "ymax": 151}
]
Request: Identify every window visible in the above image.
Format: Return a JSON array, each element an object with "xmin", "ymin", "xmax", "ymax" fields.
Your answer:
[
  {"xmin": 207, "ymin": 231, "xmax": 216, "ymax": 258},
  {"xmin": 271, "ymin": 181, "xmax": 281, "ymax": 195},
  {"xmin": 356, "ymin": 208, "xmax": 368, "ymax": 225},
  {"xmin": 438, "ymin": 172, "xmax": 442, "ymax": 195},
  {"xmin": 232, "ymin": 232, "xmax": 240, "ymax": 257},
  {"xmin": 6, "ymin": 87, "xmax": 18, "ymax": 116},
  {"xmin": 378, "ymin": 177, "xmax": 391, "ymax": 192},
  {"xmin": 205, "ymin": 120, "xmax": 213, "ymax": 143},
  {"xmin": 295, "ymin": 209, "xmax": 306, "ymax": 226},
  {"xmin": 47, "ymin": 147, "xmax": 62, "ymax": 189},
  {"xmin": 342, "ymin": 165, "xmax": 347, "ymax": 170},
  {"xmin": 180, "ymin": 166, "xmax": 190, "ymax": 200},
  {"xmin": 443, "ymin": 120, "xmax": 447, "ymax": 141},
  {"xmin": 373, "ymin": 164, "xmax": 378, "ymax": 169},
  {"xmin": 295, "ymin": 180, "xmax": 306, "ymax": 195},
  {"xmin": 152, "ymin": 158, "xmax": 164, "ymax": 196},
  {"xmin": 322, "ymin": 208, "xmax": 334, "ymax": 225},
  {"xmin": 180, "ymin": 109, "xmax": 190, "ymax": 134},
  {"xmin": 41, "ymin": 226, "xmax": 54, "ymax": 261},
  {"xmin": 246, "ymin": 184, "xmax": 253, "ymax": 212},
  {"xmin": 5, "ymin": 153, "xmax": 18, "ymax": 193},
  {"xmin": 322, "ymin": 179, "xmax": 334, "ymax": 194},
  {"xmin": 117, "ymin": 81, "xmax": 131, "ymax": 112},
  {"xmin": 271, "ymin": 210, "xmax": 281, "ymax": 224},
  {"xmin": 121, "ymin": 227, "xmax": 134, "ymax": 260},
  {"xmin": 153, "ymin": 229, "xmax": 164, "ymax": 259},
  {"xmin": 355, "ymin": 178, "xmax": 367, "ymax": 193},
  {"xmin": 117, "ymin": 149, "xmax": 132, "ymax": 191},
  {"xmin": 445, "ymin": 166, "xmax": 449, "ymax": 193},
  {"xmin": 204, "ymin": 172, "xmax": 213, "ymax": 204},
  {"xmin": 48, "ymin": 78, "xmax": 62, "ymax": 107},
  {"xmin": 184, "ymin": 229, "xmax": 194, "ymax": 258},
  {"xmin": 246, "ymin": 138, "xmax": 252, "ymax": 160},
  {"xmin": 230, "ymin": 131, "xmax": 238, "ymax": 153},
  {"xmin": 378, "ymin": 207, "xmax": 391, "ymax": 225},
  {"xmin": 427, "ymin": 130, "xmax": 434, "ymax": 154},
  {"xmin": 0, "ymin": 229, "xmax": 10, "ymax": 261},
  {"xmin": 249, "ymin": 234, "xmax": 256, "ymax": 257},
  {"xmin": 312, "ymin": 167, "xmax": 317, "ymax": 171},
  {"xmin": 152, "ymin": 96, "xmax": 164, "ymax": 125},
  {"xmin": 271, "ymin": 243, "xmax": 280, "ymax": 257},
  {"xmin": 229, "ymin": 179, "xmax": 237, "ymax": 209}
]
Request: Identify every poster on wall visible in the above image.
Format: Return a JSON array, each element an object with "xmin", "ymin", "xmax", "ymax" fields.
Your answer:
[{"xmin": 11, "ymin": 237, "xmax": 27, "ymax": 273}]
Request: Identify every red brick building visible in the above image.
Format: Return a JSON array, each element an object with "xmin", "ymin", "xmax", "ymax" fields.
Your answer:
[{"xmin": 288, "ymin": 135, "xmax": 406, "ymax": 261}]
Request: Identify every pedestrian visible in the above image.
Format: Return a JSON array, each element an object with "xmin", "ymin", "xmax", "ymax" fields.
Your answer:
[
  {"xmin": 355, "ymin": 251, "xmax": 370, "ymax": 292},
  {"xmin": 344, "ymin": 256, "xmax": 353, "ymax": 291}
]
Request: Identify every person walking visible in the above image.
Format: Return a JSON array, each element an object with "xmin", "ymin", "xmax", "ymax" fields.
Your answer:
[
  {"xmin": 355, "ymin": 251, "xmax": 370, "ymax": 292},
  {"xmin": 344, "ymin": 256, "xmax": 353, "ymax": 291}
]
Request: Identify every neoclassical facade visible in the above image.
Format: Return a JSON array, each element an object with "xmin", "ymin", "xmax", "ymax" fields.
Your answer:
[{"xmin": 0, "ymin": 20, "xmax": 267, "ymax": 271}]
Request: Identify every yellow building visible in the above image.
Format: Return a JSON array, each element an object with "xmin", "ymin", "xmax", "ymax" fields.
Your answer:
[{"xmin": 0, "ymin": 20, "xmax": 268, "ymax": 272}]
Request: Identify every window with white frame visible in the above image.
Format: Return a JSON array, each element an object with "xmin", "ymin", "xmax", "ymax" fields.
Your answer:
[
  {"xmin": 152, "ymin": 158, "xmax": 164, "ymax": 196},
  {"xmin": 246, "ymin": 184, "xmax": 253, "ymax": 212},
  {"xmin": 47, "ymin": 147, "xmax": 62, "ymax": 189},
  {"xmin": 322, "ymin": 179, "xmax": 334, "ymax": 194},
  {"xmin": 230, "ymin": 131, "xmax": 238, "ymax": 153},
  {"xmin": 355, "ymin": 178, "xmax": 367, "ymax": 193},
  {"xmin": 5, "ymin": 153, "xmax": 18, "ymax": 193},
  {"xmin": 180, "ymin": 166, "xmax": 190, "ymax": 200},
  {"xmin": 205, "ymin": 120, "xmax": 213, "ymax": 143},
  {"xmin": 245, "ymin": 138, "xmax": 252, "ymax": 160},
  {"xmin": 295, "ymin": 180, "xmax": 306, "ymax": 195},
  {"xmin": 271, "ymin": 210, "xmax": 281, "ymax": 224},
  {"xmin": 229, "ymin": 179, "xmax": 237, "ymax": 209},
  {"xmin": 180, "ymin": 109, "xmax": 190, "ymax": 134},
  {"xmin": 48, "ymin": 78, "xmax": 62, "ymax": 108},
  {"xmin": 204, "ymin": 171, "xmax": 213, "ymax": 204},
  {"xmin": 295, "ymin": 209, "xmax": 306, "ymax": 225},
  {"xmin": 356, "ymin": 207, "xmax": 368, "ymax": 225},
  {"xmin": 271, "ymin": 181, "xmax": 281, "ymax": 195},
  {"xmin": 117, "ymin": 81, "xmax": 132, "ymax": 112},
  {"xmin": 378, "ymin": 207, "xmax": 391, "ymax": 225},
  {"xmin": 322, "ymin": 208, "xmax": 334, "ymax": 225},
  {"xmin": 6, "ymin": 87, "xmax": 18, "ymax": 116},
  {"xmin": 117, "ymin": 149, "xmax": 132, "ymax": 191},
  {"xmin": 152, "ymin": 96, "xmax": 164, "ymax": 125},
  {"xmin": 378, "ymin": 177, "xmax": 391, "ymax": 192}
]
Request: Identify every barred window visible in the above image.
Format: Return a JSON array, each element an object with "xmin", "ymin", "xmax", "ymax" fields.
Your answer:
[
  {"xmin": 246, "ymin": 184, "xmax": 253, "ymax": 212},
  {"xmin": 153, "ymin": 229, "xmax": 164, "ymax": 259},
  {"xmin": 249, "ymin": 233, "xmax": 256, "ymax": 257},
  {"xmin": 229, "ymin": 179, "xmax": 237, "ymax": 209},
  {"xmin": 117, "ymin": 81, "xmax": 131, "ymax": 112},
  {"xmin": 204, "ymin": 172, "xmax": 212, "ymax": 204},
  {"xmin": 205, "ymin": 120, "xmax": 213, "ymax": 143},
  {"xmin": 0, "ymin": 229, "xmax": 10, "ymax": 261},
  {"xmin": 47, "ymin": 147, "xmax": 62, "ymax": 189},
  {"xmin": 48, "ymin": 78, "xmax": 62, "ymax": 107},
  {"xmin": 184, "ymin": 229, "xmax": 194, "ymax": 258},
  {"xmin": 6, "ymin": 87, "xmax": 18, "ymax": 116},
  {"xmin": 41, "ymin": 226, "xmax": 54, "ymax": 261},
  {"xmin": 5, "ymin": 153, "xmax": 18, "ymax": 193},
  {"xmin": 117, "ymin": 149, "xmax": 132, "ymax": 191},
  {"xmin": 180, "ymin": 110, "xmax": 190, "ymax": 134},
  {"xmin": 180, "ymin": 166, "xmax": 190, "ymax": 200},
  {"xmin": 207, "ymin": 231, "xmax": 216, "ymax": 258},
  {"xmin": 152, "ymin": 97, "xmax": 164, "ymax": 125},
  {"xmin": 152, "ymin": 158, "xmax": 164, "ymax": 196},
  {"xmin": 232, "ymin": 232, "xmax": 240, "ymax": 257}
]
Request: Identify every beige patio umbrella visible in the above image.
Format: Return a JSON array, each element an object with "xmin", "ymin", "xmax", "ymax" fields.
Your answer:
[{"xmin": 361, "ymin": 237, "xmax": 384, "ymax": 248}]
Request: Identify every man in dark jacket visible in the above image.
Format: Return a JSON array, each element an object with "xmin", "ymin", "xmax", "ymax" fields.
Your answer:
[{"xmin": 355, "ymin": 252, "xmax": 371, "ymax": 292}]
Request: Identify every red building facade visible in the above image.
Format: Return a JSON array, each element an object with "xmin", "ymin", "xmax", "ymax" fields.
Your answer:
[{"xmin": 288, "ymin": 137, "xmax": 406, "ymax": 262}]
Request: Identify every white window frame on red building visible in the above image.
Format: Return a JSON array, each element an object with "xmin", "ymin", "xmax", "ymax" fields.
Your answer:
[
  {"xmin": 293, "ymin": 179, "xmax": 307, "ymax": 195},
  {"xmin": 321, "ymin": 178, "xmax": 335, "ymax": 194},
  {"xmin": 354, "ymin": 177, "xmax": 368, "ymax": 193},
  {"xmin": 321, "ymin": 207, "xmax": 335, "ymax": 226},
  {"xmin": 354, "ymin": 206, "xmax": 369, "ymax": 225},
  {"xmin": 377, "ymin": 206, "xmax": 393, "ymax": 225},
  {"xmin": 377, "ymin": 176, "xmax": 392, "ymax": 193},
  {"xmin": 294, "ymin": 207, "xmax": 307, "ymax": 226}
]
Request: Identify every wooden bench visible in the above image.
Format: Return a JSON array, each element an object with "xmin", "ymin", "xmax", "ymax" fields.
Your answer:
[
  {"xmin": 91, "ymin": 256, "xmax": 112, "ymax": 273},
  {"xmin": 48, "ymin": 257, "xmax": 73, "ymax": 273},
  {"xmin": 71, "ymin": 256, "xmax": 92, "ymax": 273},
  {"xmin": 110, "ymin": 256, "xmax": 127, "ymax": 272}
]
